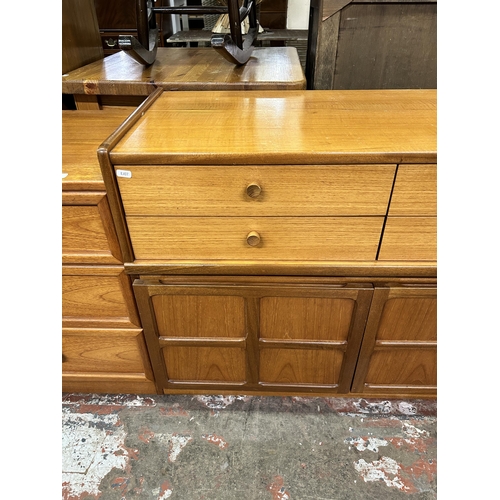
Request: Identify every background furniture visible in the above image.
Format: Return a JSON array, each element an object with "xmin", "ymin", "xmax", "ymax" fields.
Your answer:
[
  {"xmin": 62, "ymin": 109, "xmax": 156, "ymax": 394},
  {"xmin": 62, "ymin": 0, "xmax": 103, "ymax": 75},
  {"xmin": 62, "ymin": 46, "xmax": 306, "ymax": 109},
  {"xmin": 306, "ymin": 0, "xmax": 437, "ymax": 89},
  {"xmin": 94, "ymin": 0, "xmax": 169, "ymax": 55},
  {"xmin": 95, "ymin": 88, "xmax": 436, "ymax": 397}
]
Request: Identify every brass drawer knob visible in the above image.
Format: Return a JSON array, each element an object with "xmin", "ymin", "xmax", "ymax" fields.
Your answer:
[
  {"xmin": 246, "ymin": 231, "xmax": 261, "ymax": 247},
  {"xmin": 105, "ymin": 38, "xmax": 117, "ymax": 47},
  {"xmin": 246, "ymin": 183, "xmax": 262, "ymax": 198}
]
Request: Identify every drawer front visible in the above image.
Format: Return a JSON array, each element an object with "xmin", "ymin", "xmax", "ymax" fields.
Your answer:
[
  {"xmin": 378, "ymin": 217, "xmax": 436, "ymax": 261},
  {"xmin": 127, "ymin": 216, "xmax": 385, "ymax": 261},
  {"xmin": 62, "ymin": 266, "xmax": 140, "ymax": 327},
  {"xmin": 115, "ymin": 165, "xmax": 396, "ymax": 216},
  {"xmin": 62, "ymin": 192, "xmax": 122, "ymax": 264},
  {"xmin": 62, "ymin": 328, "xmax": 149, "ymax": 374},
  {"xmin": 389, "ymin": 164, "xmax": 437, "ymax": 216}
]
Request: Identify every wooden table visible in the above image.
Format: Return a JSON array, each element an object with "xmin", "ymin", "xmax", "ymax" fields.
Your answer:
[
  {"xmin": 167, "ymin": 28, "xmax": 308, "ymax": 45},
  {"xmin": 62, "ymin": 47, "xmax": 306, "ymax": 110}
]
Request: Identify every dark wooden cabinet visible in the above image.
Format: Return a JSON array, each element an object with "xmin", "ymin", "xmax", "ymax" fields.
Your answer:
[
  {"xmin": 94, "ymin": 0, "xmax": 166, "ymax": 55},
  {"xmin": 62, "ymin": 0, "xmax": 103, "ymax": 74},
  {"xmin": 306, "ymin": 0, "xmax": 437, "ymax": 90}
]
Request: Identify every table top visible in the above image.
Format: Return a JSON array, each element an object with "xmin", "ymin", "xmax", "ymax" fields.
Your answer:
[
  {"xmin": 62, "ymin": 47, "xmax": 306, "ymax": 96},
  {"xmin": 167, "ymin": 28, "xmax": 308, "ymax": 43},
  {"xmin": 109, "ymin": 89, "xmax": 437, "ymax": 165}
]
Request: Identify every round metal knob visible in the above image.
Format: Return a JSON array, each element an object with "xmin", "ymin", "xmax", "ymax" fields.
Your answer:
[
  {"xmin": 246, "ymin": 183, "xmax": 262, "ymax": 198},
  {"xmin": 246, "ymin": 231, "xmax": 261, "ymax": 247}
]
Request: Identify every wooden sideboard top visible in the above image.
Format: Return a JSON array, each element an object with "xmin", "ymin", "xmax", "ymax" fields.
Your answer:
[
  {"xmin": 109, "ymin": 89, "xmax": 437, "ymax": 165},
  {"xmin": 62, "ymin": 109, "xmax": 132, "ymax": 191},
  {"xmin": 62, "ymin": 47, "xmax": 306, "ymax": 96}
]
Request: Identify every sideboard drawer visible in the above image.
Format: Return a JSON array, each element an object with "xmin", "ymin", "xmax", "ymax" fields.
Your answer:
[
  {"xmin": 389, "ymin": 164, "xmax": 437, "ymax": 216},
  {"xmin": 115, "ymin": 165, "xmax": 396, "ymax": 216},
  {"xmin": 378, "ymin": 217, "xmax": 436, "ymax": 261},
  {"xmin": 62, "ymin": 192, "xmax": 122, "ymax": 264},
  {"xmin": 127, "ymin": 216, "xmax": 385, "ymax": 261},
  {"xmin": 62, "ymin": 327, "xmax": 148, "ymax": 374},
  {"xmin": 62, "ymin": 266, "xmax": 140, "ymax": 327}
]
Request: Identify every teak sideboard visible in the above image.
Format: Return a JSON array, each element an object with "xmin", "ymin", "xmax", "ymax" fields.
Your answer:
[{"xmin": 63, "ymin": 89, "xmax": 437, "ymax": 398}]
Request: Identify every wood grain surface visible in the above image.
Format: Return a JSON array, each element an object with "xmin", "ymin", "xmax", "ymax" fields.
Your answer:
[
  {"xmin": 62, "ymin": 110, "xmax": 131, "ymax": 191},
  {"xmin": 109, "ymin": 90, "xmax": 436, "ymax": 165},
  {"xmin": 126, "ymin": 216, "xmax": 384, "ymax": 261},
  {"xmin": 389, "ymin": 164, "xmax": 437, "ymax": 216},
  {"xmin": 62, "ymin": 47, "xmax": 306, "ymax": 95},
  {"xmin": 115, "ymin": 164, "xmax": 396, "ymax": 216},
  {"xmin": 379, "ymin": 217, "xmax": 436, "ymax": 261}
]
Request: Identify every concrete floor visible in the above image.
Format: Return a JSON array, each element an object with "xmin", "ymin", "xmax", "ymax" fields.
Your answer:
[{"xmin": 62, "ymin": 394, "xmax": 437, "ymax": 499}]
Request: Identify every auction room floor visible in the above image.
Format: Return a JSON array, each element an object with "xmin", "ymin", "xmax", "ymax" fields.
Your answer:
[{"xmin": 62, "ymin": 394, "xmax": 437, "ymax": 499}]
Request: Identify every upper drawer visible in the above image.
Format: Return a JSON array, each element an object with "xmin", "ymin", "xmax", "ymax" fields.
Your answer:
[
  {"xmin": 62, "ymin": 192, "xmax": 122, "ymax": 265},
  {"xmin": 114, "ymin": 165, "xmax": 396, "ymax": 216},
  {"xmin": 389, "ymin": 164, "xmax": 437, "ymax": 216}
]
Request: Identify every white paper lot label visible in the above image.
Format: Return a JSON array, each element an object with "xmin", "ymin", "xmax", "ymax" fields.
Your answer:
[{"xmin": 116, "ymin": 169, "xmax": 132, "ymax": 178}]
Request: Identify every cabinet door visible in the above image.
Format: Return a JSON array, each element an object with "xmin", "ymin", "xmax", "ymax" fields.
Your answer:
[
  {"xmin": 351, "ymin": 285, "xmax": 437, "ymax": 396},
  {"xmin": 133, "ymin": 277, "xmax": 374, "ymax": 394}
]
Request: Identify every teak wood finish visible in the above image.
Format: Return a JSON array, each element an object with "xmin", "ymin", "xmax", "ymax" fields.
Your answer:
[
  {"xmin": 62, "ymin": 47, "xmax": 306, "ymax": 110},
  {"xmin": 94, "ymin": 89, "xmax": 437, "ymax": 398},
  {"xmin": 62, "ymin": 109, "xmax": 156, "ymax": 394}
]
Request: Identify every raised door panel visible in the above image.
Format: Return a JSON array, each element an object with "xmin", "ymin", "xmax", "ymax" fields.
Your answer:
[
  {"xmin": 115, "ymin": 164, "xmax": 396, "ymax": 216},
  {"xmin": 62, "ymin": 192, "xmax": 122, "ymax": 264},
  {"xmin": 352, "ymin": 285, "xmax": 437, "ymax": 396},
  {"xmin": 364, "ymin": 348, "xmax": 436, "ymax": 388},
  {"xmin": 260, "ymin": 296, "xmax": 354, "ymax": 341},
  {"xmin": 152, "ymin": 295, "xmax": 246, "ymax": 338},
  {"xmin": 163, "ymin": 347, "xmax": 247, "ymax": 384},
  {"xmin": 374, "ymin": 296, "xmax": 437, "ymax": 342},
  {"xmin": 260, "ymin": 348, "xmax": 343, "ymax": 386}
]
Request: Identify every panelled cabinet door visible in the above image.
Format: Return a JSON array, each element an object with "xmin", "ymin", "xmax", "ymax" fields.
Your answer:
[
  {"xmin": 133, "ymin": 278, "xmax": 374, "ymax": 394},
  {"xmin": 351, "ymin": 285, "xmax": 437, "ymax": 396}
]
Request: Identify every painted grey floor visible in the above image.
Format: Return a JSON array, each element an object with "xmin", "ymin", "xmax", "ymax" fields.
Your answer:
[{"xmin": 62, "ymin": 394, "xmax": 437, "ymax": 499}]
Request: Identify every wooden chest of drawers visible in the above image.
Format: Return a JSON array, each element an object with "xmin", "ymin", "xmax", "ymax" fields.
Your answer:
[
  {"xmin": 95, "ymin": 89, "xmax": 437, "ymax": 397},
  {"xmin": 62, "ymin": 109, "xmax": 156, "ymax": 394}
]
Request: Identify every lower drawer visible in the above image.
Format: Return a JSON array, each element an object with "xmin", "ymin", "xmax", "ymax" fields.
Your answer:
[
  {"xmin": 127, "ymin": 216, "xmax": 384, "ymax": 261},
  {"xmin": 62, "ymin": 327, "xmax": 156, "ymax": 394},
  {"xmin": 378, "ymin": 217, "xmax": 436, "ymax": 261},
  {"xmin": 62, "ymin": 328, "xmax": 149, "ymax": 374}
]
